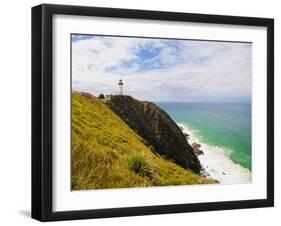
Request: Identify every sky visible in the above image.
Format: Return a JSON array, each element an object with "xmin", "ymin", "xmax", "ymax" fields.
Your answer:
[{"xmin": 72, "ymin": 34, "xmax": 252, "ymax": 102}]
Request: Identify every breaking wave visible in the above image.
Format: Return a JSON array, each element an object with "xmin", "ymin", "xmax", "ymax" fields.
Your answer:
[{"xmin": 178, "ymin": 122, "xmax": 251, "ymax": 184}]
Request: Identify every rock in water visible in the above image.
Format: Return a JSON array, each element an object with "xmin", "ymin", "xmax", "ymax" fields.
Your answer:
[
  {"xmin": 192, "ymin": 143, "xmax": 204, "ymax": 156},
  {"xmin": 106, "ymin": 95, "xmax": 202, "ymax": 173}
]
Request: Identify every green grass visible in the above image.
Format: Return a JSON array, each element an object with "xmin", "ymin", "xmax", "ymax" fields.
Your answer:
[
  {"xmin": 126, "ymin": 154, "xmax": 154, "ymax": 179},
  {"xmin": 72, "ymin": 93, "xmax": 216, "ymax": 190}
]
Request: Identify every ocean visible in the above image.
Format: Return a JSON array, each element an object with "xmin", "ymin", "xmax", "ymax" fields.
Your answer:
[{"xmin": 157, "ymin": 102, "xmax": 252, "ymax": 184}]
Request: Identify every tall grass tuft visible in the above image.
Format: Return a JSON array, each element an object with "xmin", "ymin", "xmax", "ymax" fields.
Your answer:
[{"xmin": 126, "ymin": 155, "xmax": 153, "ymax": 179}]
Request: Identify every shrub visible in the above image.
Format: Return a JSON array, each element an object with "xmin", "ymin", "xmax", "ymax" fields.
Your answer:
[
  {"xmin": 127, "ymin": 155, "xmax": 153, "ymax": 179},
  {"xmin": 98, "ymin": 93, "xmax": 105, "ymax": 99}
]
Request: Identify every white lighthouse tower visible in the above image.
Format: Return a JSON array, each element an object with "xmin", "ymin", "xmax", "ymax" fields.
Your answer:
[{"xmin": 118, "ymin": 79, "xmax": 124, "ymax": 95}]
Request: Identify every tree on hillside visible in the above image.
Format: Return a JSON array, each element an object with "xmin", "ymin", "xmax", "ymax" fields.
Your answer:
[{"xmin": 98, "ymin": 93, "xmax": 105, "ymax": 99}]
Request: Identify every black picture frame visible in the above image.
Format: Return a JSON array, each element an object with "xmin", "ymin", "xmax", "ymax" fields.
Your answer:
[{"xmin": 32, "ymin": 3, "xmax": 274, "ymax": 222}]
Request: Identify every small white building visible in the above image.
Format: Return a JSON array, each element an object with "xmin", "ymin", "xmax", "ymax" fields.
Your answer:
[{"xmin": 118, "ymin": 79, "xmax": 124, "ymax": 95}]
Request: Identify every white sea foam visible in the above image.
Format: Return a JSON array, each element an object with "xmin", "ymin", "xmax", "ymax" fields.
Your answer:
[{"xmin": 177, "ymin": 123, "xmax": 251, "ymax": 184}]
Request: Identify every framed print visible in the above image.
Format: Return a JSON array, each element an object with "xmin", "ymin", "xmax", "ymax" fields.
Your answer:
[{"xmin": 31, "ymin": 4, "xmax": 274, "ymax": 221}]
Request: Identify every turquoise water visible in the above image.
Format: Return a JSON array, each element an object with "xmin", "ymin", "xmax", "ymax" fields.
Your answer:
[{"xmin": 157, "ymin": 102, "xmax": 252, "ymax": 170}]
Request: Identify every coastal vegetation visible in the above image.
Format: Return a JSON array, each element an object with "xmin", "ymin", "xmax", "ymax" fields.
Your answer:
[{"xmin": 72, "ymin": 92, "xmax": 215, "ymax": 190}]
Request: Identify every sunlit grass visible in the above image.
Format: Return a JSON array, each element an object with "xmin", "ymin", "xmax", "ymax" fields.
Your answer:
[{"xmin": 72, "ymin": 93, "xmax": 216, "ymax": 190}]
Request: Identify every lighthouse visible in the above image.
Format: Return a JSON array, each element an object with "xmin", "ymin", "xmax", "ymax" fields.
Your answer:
[{"xmin": 118, "ymin": 79, "xmax": 124, "ymax": 95}]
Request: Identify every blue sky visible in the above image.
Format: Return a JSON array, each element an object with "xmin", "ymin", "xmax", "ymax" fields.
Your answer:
[{"xmin": 72, "ymin": 34, "xmax": 252, "ymax": 102}]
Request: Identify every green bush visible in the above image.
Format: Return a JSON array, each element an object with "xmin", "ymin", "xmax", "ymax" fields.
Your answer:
[
  {"xmin": 127, "ymin": 155, "xmax": 153, "ymax": 179},
  {"xmin": 98, "ymin": 93, "xmax": 105, "ymax": 99}
]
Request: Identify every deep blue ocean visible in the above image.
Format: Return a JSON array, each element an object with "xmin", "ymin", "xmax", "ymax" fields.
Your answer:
[{"xmin": 157, "ymin": 102, "xmax": 252, "ymax": 170}]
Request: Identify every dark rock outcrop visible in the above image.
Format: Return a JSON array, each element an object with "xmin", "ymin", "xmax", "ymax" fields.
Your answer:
[
  {"xmin": 106, "ymin": 95, "xmax": 202, "ymax": 173},
  {"xmin": 192, "ymin": 143, "xmax": 204, "ymax": 156}
]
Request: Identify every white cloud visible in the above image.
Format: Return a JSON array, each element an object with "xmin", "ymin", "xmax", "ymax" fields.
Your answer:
[{"xmin": 72, "ymin": 35, "xmax": 251, "ymax": 102}]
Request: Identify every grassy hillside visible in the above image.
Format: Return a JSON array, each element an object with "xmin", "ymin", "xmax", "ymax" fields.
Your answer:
[
  {"xmin": 72, "ymin": 93, "xmax": 215, "ymax": 190},
  {"xmin": 106, "ymin": 95, "xmax": 202, "ymax": 173}
]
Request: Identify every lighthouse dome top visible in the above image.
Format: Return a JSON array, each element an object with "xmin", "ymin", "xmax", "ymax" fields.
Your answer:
[{"xmin": 118, "ymin": 79, "xmax": 123, "ymax": 85}]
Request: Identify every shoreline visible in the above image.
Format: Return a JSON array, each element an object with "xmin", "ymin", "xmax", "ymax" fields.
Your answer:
[{"xmin": 178, "ymin": 123, "xmax": 252, "ymax": 184}]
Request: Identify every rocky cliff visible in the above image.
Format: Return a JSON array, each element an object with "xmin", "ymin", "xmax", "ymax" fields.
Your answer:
[
  {"xmin": 106, "ymin": 95, "xmax": 202, "ymax": 173},
  {"xmin": 72, "ymin": 93, "xmax": 214, "ymax": 190}
]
